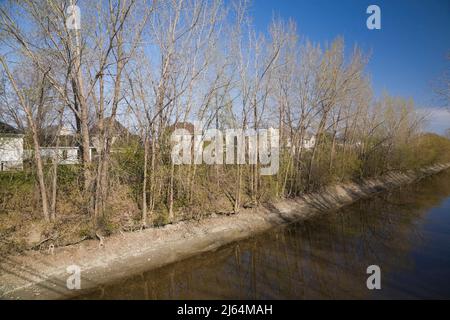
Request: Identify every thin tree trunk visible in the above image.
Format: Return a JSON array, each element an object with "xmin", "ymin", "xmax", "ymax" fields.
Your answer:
[
  {"xmin": 31, "ymin": 123, "xmax": 50, "ymax": 222},
  {"xmin": 142, "ymin": 132, "xmax": 149, "ymax": 227},
  {"xmin": 50, "ymin": 108, "xmax": 64, "ymax": 221}
]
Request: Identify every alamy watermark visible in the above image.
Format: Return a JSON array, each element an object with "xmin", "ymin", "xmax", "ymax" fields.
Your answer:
[
  {"xmin": 366, "ymin": 265, "xmax": 381, "ymax": 290},
  {"xmin": 66, "ymin": 264, "xmax": 81, "ymax": 290},
  {"xmin": 171, "ymin": 122, "xmax": 279, "ymax": 176},
  {"xmin": 66, "ymin": 4, "xmax": 81, "ymax": 30},
  {"xmin": 366, "ymin": 5, "xmax": 381, "ymax": 30}
]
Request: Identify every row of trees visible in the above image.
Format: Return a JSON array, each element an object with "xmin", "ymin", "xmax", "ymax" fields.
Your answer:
[{"xmin": 0, "ymin": 0, "xmax": 448, "ymax": 239}]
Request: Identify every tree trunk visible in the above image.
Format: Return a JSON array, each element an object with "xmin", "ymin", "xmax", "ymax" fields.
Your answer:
[{"xmin": 142, "ymin": 132, "xmax": 149, "ymax": 227}]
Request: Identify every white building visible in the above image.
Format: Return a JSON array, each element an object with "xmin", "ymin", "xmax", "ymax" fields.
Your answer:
[
  {"xmin": 26, "ymin": 125, "xmax": 93, "ymax": 165},
  {"xmin": 285, "ymin": 131, "xmax": 316, "ymax": 152},
  {"xmin": 90, "ymin": 117, "xmax": 131, "ymax": 151},
  {"xmin": 302, "ymin": 133, "xmax": 316, "ymax": 150},
  {"xmin": 0, "ymin": 122, "xmax": 24, "ymax": 171},
  {"xmin": 1, "ymin": 119, "xmax": 134, "ymax": 171},
  {"xmin": 38, "ymin": 147, "xmax": 83, "ymax": 165}
]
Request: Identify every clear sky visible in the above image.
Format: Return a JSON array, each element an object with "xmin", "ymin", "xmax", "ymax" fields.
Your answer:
[{"xmin": 249, "ymin": 0, "xmax": 450, "ymax": 134}]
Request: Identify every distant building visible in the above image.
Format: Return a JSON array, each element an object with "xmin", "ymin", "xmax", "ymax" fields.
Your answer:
[
  {"xmin": 1, "ymin": 118, "xmax": 137, "ymax": 170},
  {"xmin": 22, "ymin": 125, "xmax": 93, "ymax": 165},
  {"xmin": 37, "ymin": 147, "xmax": 84, "ymax": 165},
  {"xmin": 36, "ymin": 125, "xmax": 88, "ymax": 164},
  {"xmin": 0, "ymin": 121, "xmax": 24, "ymax": 171},
  {"xmin": 302, "ymin": 132, "xmax": 316, "ymax": 150},
  {"xmin": 284, "ymin": 131, "xmax": 316, "ymax": 152},
  {"xmin": 167, "ymin": 122, "xmax": 195, "ymax": 134},
  {"xmin": 335, "ymin": 135, "xmax": 364, "ymax": 149},
  {"xmin": 90, "ymin": 117, "xmax": 135, "ymax": 152}
]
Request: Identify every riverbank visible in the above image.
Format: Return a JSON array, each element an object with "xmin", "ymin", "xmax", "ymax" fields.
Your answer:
[{"xmin": 1, "ymin": 163, "xmax": 449, "ymax": 299}]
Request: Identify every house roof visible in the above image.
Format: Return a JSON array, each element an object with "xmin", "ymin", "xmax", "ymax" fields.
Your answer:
[
  {"xmin": 40, "ymin": 134, "xmax": 80, "ymax": 147},
  {"xmin": 38, "ymin": 125, "xmax": 78, "ymax": 147},
  {"xmin": 90, "ymin": 117, "xmax": 130, "ymax": 136},
  {"xmin": 168, "ymin": 122, "xmax": 195, "ymax": 134},
  {"xmin": 0, "ymin": 121, "xmax": 23, "ymax": 135},
  {"xmin": 41, "ymin": 125, "xmax": 74, "ymax": 137}
]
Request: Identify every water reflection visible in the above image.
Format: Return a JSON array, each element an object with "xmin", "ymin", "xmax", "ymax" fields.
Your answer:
[{"xmin": 78, "ymin": 171, "xmax": 450, "ymax": 299}]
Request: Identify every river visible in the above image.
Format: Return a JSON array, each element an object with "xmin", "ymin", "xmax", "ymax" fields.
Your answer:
[{"xmin": 77, "ymin": 170, "xmax": 450, "ymax": 299}]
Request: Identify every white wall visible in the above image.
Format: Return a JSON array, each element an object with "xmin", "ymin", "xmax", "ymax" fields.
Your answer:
[
  {"xmin": 0, "ymin": 136, "xmax": 23, "ymax": 171},
  {"xmin": 91, "ymin": 135, "xmax": 118, "ymax": 151},
  {"xmin": 302, "ymin": 136, "xmax": 316, "ymax": 150},
  {"xmin": 39, "ymin": 147, "xmax": 80, "ymax": 165}
]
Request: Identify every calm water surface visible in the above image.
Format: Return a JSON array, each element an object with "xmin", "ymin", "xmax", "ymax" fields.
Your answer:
[{"xmin": 78, "ymin": 170, "xmax": 450, "ymax": 299}]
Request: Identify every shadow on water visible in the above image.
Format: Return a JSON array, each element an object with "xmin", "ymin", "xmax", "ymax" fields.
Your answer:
[{"xmin": 77, "ymin": 170, "xmax": 450, "ymax": 299}]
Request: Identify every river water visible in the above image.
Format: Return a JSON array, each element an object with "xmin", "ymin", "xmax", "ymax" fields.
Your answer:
[{"xmin": 78, "ymin": 170, "xmax": 450, "ymax": 299}]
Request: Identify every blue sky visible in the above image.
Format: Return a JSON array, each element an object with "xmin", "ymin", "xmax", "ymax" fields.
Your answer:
[{"xmin": 249, "ymin": 0, "xmax": 450, "ymax": 134}]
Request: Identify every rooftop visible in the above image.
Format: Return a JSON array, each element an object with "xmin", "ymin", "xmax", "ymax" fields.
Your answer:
[{"xmin": 0, "ymin": 121, "xmax": 23, "ymax": 135}]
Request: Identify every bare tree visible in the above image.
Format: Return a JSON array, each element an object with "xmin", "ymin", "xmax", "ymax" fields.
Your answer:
[{"xmin": 0, "ymin": 57, "xmax": 51, "ymax": 221}]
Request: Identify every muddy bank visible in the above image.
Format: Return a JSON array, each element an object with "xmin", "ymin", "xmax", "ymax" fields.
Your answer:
[{"xmin": 1, "ymin": 163, "xmax": 449, "ymax": 299}]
